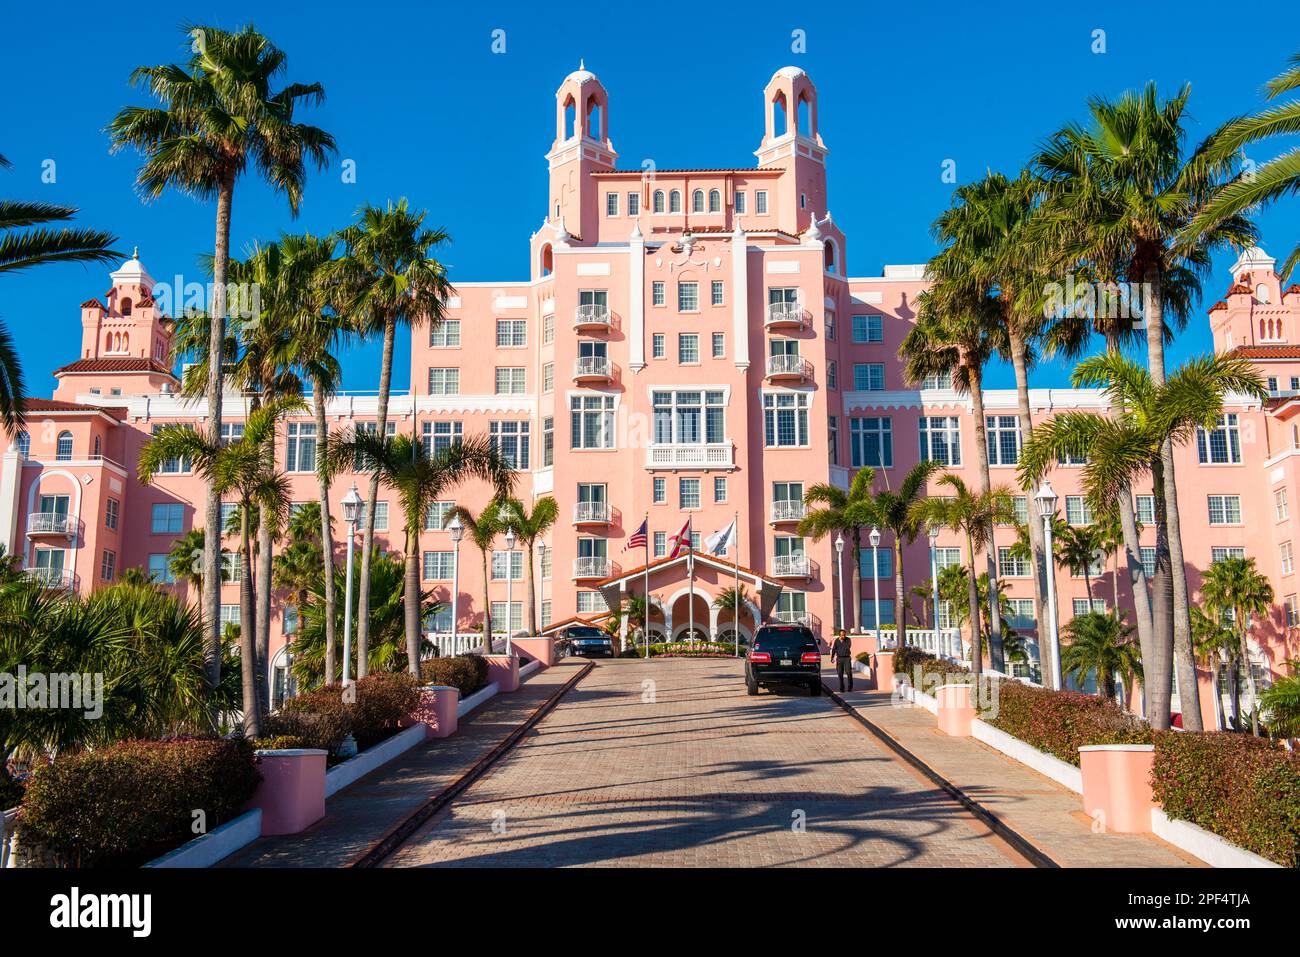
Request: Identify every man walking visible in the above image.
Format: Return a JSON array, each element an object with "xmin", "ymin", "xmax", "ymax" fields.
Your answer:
[{"xmin": 830, "ymin": 630, "xmax": 854, "ymax": 693}]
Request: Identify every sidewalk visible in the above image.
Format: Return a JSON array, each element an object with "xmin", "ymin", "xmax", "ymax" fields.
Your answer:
[
  {"xmin": 221, "ymin": 659, "xmax": 588, "ymax": 868},
  {"xmin": 822, "ymin": 665, "xmax": 1200, "ymax": 868}
]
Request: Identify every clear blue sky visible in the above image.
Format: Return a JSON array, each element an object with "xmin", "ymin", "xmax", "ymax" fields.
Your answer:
[{"xmin": 2, "ymin": 0, "xmax": 1297, "ymax": 392}]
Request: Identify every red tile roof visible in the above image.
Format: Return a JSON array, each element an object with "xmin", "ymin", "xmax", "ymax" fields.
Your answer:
[
  {"xmin": 80, "ymin": 298, "xmax": 104, "ymax": 310},
  {"xmin": 1227, "ymin": 283, "xmax": 1253, "ymax": 296},
  {"xmin": 54, "ymin": 356, "xmax": 176, "ymax": 377},
  {"xmin": 592, "ymin": 168, "xmax": 784, "ymax": 177},
  {"xmin": 1230, "ymin": 345, "xmax": 1300, "ymax": 359},
  {"xmin": 24, "ymin": 398, "xmax": 123, "ymax": 420},
  {"xmin": 1209, "ymin": 300, "xmax": 1228, "ymax": 312}
]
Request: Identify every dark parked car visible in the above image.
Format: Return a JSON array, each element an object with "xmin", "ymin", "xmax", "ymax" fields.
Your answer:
[
  {"xmin": 745, "ymin": 624, "xmax": 822, "ymax": 695},
  {"xmin": 566, "ymin": 625, "xmax": 614, "ymax": 657}
]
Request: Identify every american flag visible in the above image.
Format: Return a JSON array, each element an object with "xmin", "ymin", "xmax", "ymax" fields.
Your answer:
[
  {"xmin": 667, "ymin": 518, "xmax": 692, "ymax": 559},
  {"xmin": 623, "ymin": 518, "xmax": 648, "ymax": 552}
]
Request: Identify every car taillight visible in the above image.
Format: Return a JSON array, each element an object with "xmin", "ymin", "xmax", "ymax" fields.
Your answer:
[
  {"xmin": 750, "ymin": 651, "xmax": 771, "ymax": 663},
  {"xmin": 801, "ymin": 652, "xmax": 820, "ymax": 663}
]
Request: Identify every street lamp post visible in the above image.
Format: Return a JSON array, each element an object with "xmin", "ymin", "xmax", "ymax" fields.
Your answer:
[
  {"xmin": 340, "ymin": 484, "xmax": 362, "ymax": 685},
  {"xmin": 928, "ymin": 525, "xmax": 943, "ymax": 658},
  {"xmin": 448, "ymin": 515, "xmax": 463, "ymax": 656},
  {"xmin": 834, "ymin": 532, "xmax": 845, "ymax": 634},
  {"xmin": 538, "ymin": 541, "xmax": 547, "ymax": 639},
  {"xmin": 1035, "ymin": 481, "xmax": 1062, "ymax": 690},
  {"xmin": 869, "ymin": 526, "xmax": 882, "ymax": 649},
  {"xmin": 504, "ymin": 526, "xmax": 516, "ymax": 656}
]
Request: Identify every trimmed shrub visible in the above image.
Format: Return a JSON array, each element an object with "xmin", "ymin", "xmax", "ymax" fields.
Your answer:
[
  {"xmin": 252, "ymin": 735, "xmax": 310, "ymax": 751},
  {"xmin": 351, "ymin": 673, "xmax": 421, "ymax": 751},
  {"xmin": 18, "ymin": 737, "xmax": 260, "ymax": 867},
  {"xmin": 982, "ymin": 681, "xmax": 1151, "ymax": 766},
  {"xmin": 855, "ymin": 652, "xmax": 872, "ymax": 665},
  {"xmin": 273, "ymin": 689, "xmax": 354, "ymax": 762},
  {"xmin": 891, "ymin": 648, "xmax": 972, "ymax": 687},
  {"xmin": 1152, "ymin": 731, "xmax": 1300, "ymax": 867},
  {"xmin": 421, "ymin": 655, "xmax": 489, "ymax": 698}
]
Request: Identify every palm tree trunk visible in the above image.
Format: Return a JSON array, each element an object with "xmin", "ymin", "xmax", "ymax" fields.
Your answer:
[
  {"xmin": 525, "ymin": 541, "xmax": 538, "ymax": 637},
  {"xmin": 1228, "ymin": 656, "xmax": 1242, "ymax": 730},
  {"xmin": 1007, "ymin": 329, "xmax": 1050, "ymax": 679},
  {"xmin": 255, "ymin": 483, "xmax": 273, "ymax": 712},
  {"xmin": 894, "ymin": 537, "xmax": 907, "ymax": 650},
  {"xmin": 314, "ymin": 381, "xmax": 338, "ymax": 685},
  {"xmin": 356, "ymin": 316, "xmax": 397, "ymax": 678},
  {"xmin": 1241, "ymin": 628, "xmax": 1261, "ymax": 737},
  {"xmin": 1148, "ymin": 455, "xmax": 1176, "ymax": 731},
  {"xmin": 1209, "ymin": 661, "xmax": 1224, "ymax": 731},
  {"xmin": 969, "ymin": 365, "xmax": 1005, "ymax": 672},
  {"xmin": 965, "ymin": 533, "xmax": 982, "ymax": 678},
  {"xmin": 480, "ymin": 549, "xmax": 492, "ymax": 650},
  {"xmin": 850, "ymin": 526, "xmax": 863, "ymax": 633},
  {"xmin": 239, "ymin": 504, "xmax": 261, "ymax": 737},
  {"xmin": 404, "ymin": 524, "xmax": 422, "ymax": 676}
]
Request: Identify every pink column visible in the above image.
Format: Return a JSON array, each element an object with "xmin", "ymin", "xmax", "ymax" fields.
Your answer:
[
  {"xmin": 935, "ymin": 683, "xmax": 975, "ymax": 736},
  {"xmin": 246, "ymin": 749, "xmax": 327, "ymax": 836},
  {"xmin": 512, "ymin": 637, "xmax": 555, "ymax": 668},
  {"xmin": 405, "ymin": 685, "xmax": 460, "ymax": 739},
  {"xmin": 871, "ymin": 651, "xmax": 895, "ymax": 692},
  {"xmin": 484, "ymin": 654, "xmax": 521, "ymax": 692},
  {"xmin": 1079, "ymin": 744, "xmax": 1156, "ymax": 834}
]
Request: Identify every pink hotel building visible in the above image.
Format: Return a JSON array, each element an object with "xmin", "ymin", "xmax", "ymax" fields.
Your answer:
[{"xmin": 2, "ymin": 65, "xmax": 1299, "ymax": 726}]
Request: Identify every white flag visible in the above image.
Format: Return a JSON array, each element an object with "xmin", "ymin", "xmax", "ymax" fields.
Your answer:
[{"xmin": 704, "ymin": 519, "xmax": 736, "ymax": 557}]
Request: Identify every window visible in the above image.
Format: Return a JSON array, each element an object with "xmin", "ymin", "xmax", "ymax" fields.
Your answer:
[
  {"xmin": 827, "ymin": 361, "xmax": 837, "ymax": 390},
  {"xmin": 576, "ymin": 592, "xmax": 607, "ymax": 615},
  {"xmin": 711, "ymin": 280, "xmax": 724, "ymax": 306},
  {"xmin": 543, "ymin": 313, "xmax": 554, "ymax": 344},
  {"xmin": 1276, "ymin": 488, "xmax": 1289, "ymax": 522},
  {"xmin": 653, "ymin": 477, "xmax": 666, "ymax": 504},
  {"xmin": 490, "ymin": 421, "xmax": 530, "ymax": 469},
  {"xmin": 542, "ymin": 362, "xmax": 554, "ymax": 393},
  {"xmin": 922, "ymin": 371, "xmax": 953, "ymax": 390},
  {"xmin": 423, "ymin": 551, "xmax": 454, "ymax": 580},
  {"xmin": 491, "ymin": 602, "xmax": 524, "ymax": 633},
  {"xmin": 652, "ymin": 334, "xmax": 666, "ymax": 358},
  {"xmin": 286, "ymin": 422, "xmax": 317, "ymax": 472},
  {"xmin": 492, "ymin": 550, "xmax": 524, "ymax": 581},
  {"xmin": 678, "ymin": 282, "xmax": 699, "ymax": 312},
  {"xmin": 652, "ymin": 281, "xmax": 665, "ymax": 306},
  {"xmin": 358, "ymin": 501, "xmax": 388, "ymax": 532},
  {"xmin": 692, "ymin": 189, "xmax": 704, "ymax": 213},
  {"xmin": 1140, "ymin": 547, "xmax": 1156, "ymax": 578},
  {"xmin": 986, "ymin": 415, "xmax": 1021, "ymax": 466},
  {"xmin": 1136, "ymin": 495, "xmax": 1155, "ymax": 526},
  {"xmin": 653, "ymin": 390, "xmax": 726, "ymax": 445},
  {"xmin": 100, "ymin": 549, "xmax": 116, "ymax": 582},
  {"xmin": 734, "ymin": 191, "xmax": 746, "ymax": 214},
  {"xmin": 1070, "ymin": 550, "xmax": 1106, "ymax": 578},
  {"xmin": 919, "ymin": 416, "xmax": 961, "ymax": 466},
  {"xmin": 570, "ymin": 394, "xmax": 616, "ymax": 449},
  {"xmin": 541, "ymin": 601, "xmax": 552, "ymax": 628},
  {"xmin": 708, "ymin": 189, "xmax": 721, "ymax": 213},
  {"xmin": 755, "ymin": 190, "xmax": 769, "ymax": 214},
  {"xmin": 150, "ymin": 424, "xmax": 193, "ymax": 473},
  {"xmin": 1287, "ymin": 595, "xmax": 1299, "ymax": 628},
  {"xmin": 853, "ymin": 363, "xmax": 885, "ymax": 391},
  {"xmin": 427, "ymin": 368, "xmax": 460, "ymax": 394},
  {"xmin": 55, "ymin": 431, "xmax": 73, "ymax": 460},
  {"xmin": 678, "ymin": 333, "xmax": 700, "ymax": 364},
  {"xmin": 998, "ymin": 547, "xmax": 1030, "ymax": 578},
  {"xmin": 764, "ymin": 392, "xmax": 811, "ymax": 448},
  {"xmin": 605, "ymin": 192, "xmax": 619, "ymax": 216},
  {"xmin": 542, "ymin": 416, "xmax": 554, "ymax": 467},
  {"xmin": 653, "ymin": 531, "xmax": 667, "ymax": 557},
  {"xmin": 1005, "ymin": 599, "xmax": 1035, "ymax": 630},
  {"xmin": 430, "ymin": 321, "xmax": 461, "ymax": 347},
  {"xmin": 151, "ymin": 503, "xmax": 184, "ymax": 534},
  {"xmin": 1073, "ymin": 598, "xmax": 1107, "ymax": 617},
  {"xmin": 936, "ymin": 547, "xmax": 962, "ymax": 569},
  {"xmin": 858, "ymin": 547, "xmax": 893, "ymax": 580},
  {"xmin": 860, "ymin": 598, "xmax": 896, "ymax": 628},
  {"xmin": 1197, "ymin": 414, "xmax": 1242, "ymax": 464},
  {"xmin": 495, "ymin": 367, "xmax": 526, "ymax": 394},
  {"xmin": 222, "ymin": 551, "xmax": 243, "ymax": 583},
  {"xmin": 669, "ymin": 190, "xmax": 681, "ymax": 213},
  {"xmin": 496, "ymin": 319, "xmax": 527, "ymax": 347},
  {"xmin": 15, "ymin": 431, "xmax": 29, "ymax": 458},
  {"xmin": 712, "ymin": 332, "xmax": 726, "ymax": 359},
  {"xmin": 1057, "ymin": 448, "xmax": 1088, "ymax": 466},
  {"xmin": 627, "ymin": 192, "xmax": 640, "ymax": 216},
  {"xmin": 424, "ymin": 501, "xmax": 455, "ymax": 531},
  {"xmin": 1207, "ymin": 495, "xmax": 1242, "ymax": 525},
  {"xmin": 541, "ymin": 548, "xmax": 552, "ymax": 579},
  {"xmin": 219, "ymin": 502, "xmax": 238, "ymax": 532},
  {"xmin": 852, "ymin": 314, "xmax": 883, "ymax": 343},
  {"xmin": 714, "ymin": 476, "xmax": 728, "ymax": 502},
  {"xmin": 147, "ymin": 553, "xmax": 176, "ymax": 584},
  {"xmin": 849, "ymin": 416, "xmax": 892, "ymax": 467},
  {"xmin": 105, "ymin": 497, "xmax": 119, "ymax": 531},
  {"xmin": 653, "ymin": 190, "xmax": 665, "ymax": 213},
  {"xmin": 1282, "ymin": 541, "xmax": 1294, "ymax": 576},
  {"xmin": 1211, "ymin": 547, "xmax": 1245, "ymax": 563},
  {"xmin": 422, "ymin": 420, "xmax": 463, "ymax": 456},
  {"xmin": 218, "ymin": 422, "xmax": 245, "ymax": 446},
  {"xmin": 680, "ymin": 478, "xmax": 701, "ymax": 509},
  {"xmin": 828, "ymin": 416, "xmax": 838, "ymax": 465},
  {"xmin": 1065, "ymin": 496, "xmax": 1093, "ymax": 526},
  {"xmin": 220, "ymin": 605, "xmax": 240, "ymax": 627}
]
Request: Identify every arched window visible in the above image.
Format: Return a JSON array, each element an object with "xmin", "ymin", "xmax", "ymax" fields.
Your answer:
[
  {"xmin": 824, "ymin": 239, "xmax": 837, "ymax": 274},
  {"xmin": 797, "ymin": 93, "xmax": 812, "ymax": 137},
  {"xmin": 773, "ymin": 91, "xmax": 789, "ymax": 136},
  {"xmin": 104, "ymin": 332, "xmax": 112, "ymax": 353},
  {"xmin": 1257, "ymin": 284, "xmax": 1272, "ymax": 304},
  {"xmin": 539, "ymin": 244, "xmax": 553, "ymax": 277},
  {"xmin": 122, "ymin": 332, "xmax": 129, "ymax": 354},
  {"xmin": 120, "ymin": 297, "xmax": 133, "ymax": 316},
  {"xmin": 692, "ymin": 190, "xmax": 705, "ymax": 213},
  {"xmin": 15, "ymin": 431, "xmax": 29, "ymax": 459},
  {"xmin": 669, "ymin": 190, "xmax": 682, "ymax": 213},
  {"xmin": 56, "ymin": 431, "xmax": 73, "ymax": 461},
  {"xmin": 586, "ymin": 97, "xmax": 602, "ymax": 140},
  {"xmin": 653, "ymin": 190, "xmax": 665, "ymax": 213},
  {"xmin": 563, "ymin": 95, "xmax": 577, "ymax": 140},
  {"xmin": 708, "ymin": 189, "xmax": 721, "ymax": 213}
]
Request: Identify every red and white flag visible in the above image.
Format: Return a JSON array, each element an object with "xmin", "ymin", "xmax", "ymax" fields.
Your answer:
[{"xmin": 667, "ymin": 518, "xmax": 692, "ymax": 560}]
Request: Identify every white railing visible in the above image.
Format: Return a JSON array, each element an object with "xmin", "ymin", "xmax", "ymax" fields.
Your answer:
[
  {"xmin": 874, "ymin": 628, "xmax": 964, "ymax": 659},
  {"xmin": 766, "ymin": 301, "xmax": 808, "ymax": 326},
  {"xmin": 573, "ymin": 556, "xmax": 612, "ymax": 579},
  {"xmin": 765, "ymin": 354, "xmax": 812, "ymax": 379},
  {"xmin": 427, "ymin": 633, "xmax": 493, "ymax": 657},
  {"xmin": 773, "ymin": 611, "xmax": 822, "ymax": 632},
  {"xmin": 770, "ymin": 500, "xmax": 806, "ymax": 523},
  {"xmin": 2, "ymin": 807, "xmax": 17, "ymax": 869},
  {"xmin": 26, "ymin": 512, "xmax": 74, "ymax": 536},
  {"xmin": 573, "ymin": 500, "xmax": 611, "ymax": 524},
  {"xmin": 645, "ymin": 443, "xmax": 734, "ymax": 470},
  {"xmin": 772, "ymin": 554, "xmax": 811, "ymax": 577},
  {"xmin": 24, "ymin": 568, "xmax": 78, "ymax": 591},
  {"xmin": 574, "ymin": 303, "xmax": 612, "ymax": 327},
  {"xmin": 573, "ymin": 355, "xmax": 612, "ymax": 378}
]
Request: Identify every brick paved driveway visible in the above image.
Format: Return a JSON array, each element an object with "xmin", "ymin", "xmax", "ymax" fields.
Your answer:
[{"xmin": 386, "ymin": 658, "xmax": 1024, "ymax": 867}]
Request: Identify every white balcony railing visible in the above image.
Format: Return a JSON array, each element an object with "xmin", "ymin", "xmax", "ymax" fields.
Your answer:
[
  {"xmin": 573, "ymin": 556, "xmax": 612, "ymax": 579},
  {"xmin": 765, "ymin": 301, "xmax": 808, "ymax": 327},
  {"xmin": 574, "ymin": 303, "xmax": 612, "ymax": 328},
  {"xmin": 645, "ymin": 443, "xmax": 734, "ymax": 470},
  {"xmin": 874, "ymin": 628, "xmax": 964, "ymax": 661},
  {"xmin": 573, "ymin": 500, "xmax": 611, "ymax": 524},
  {"xmin": 765, "ymin": 354, "xmax": 812, "ymax": 379},
  {"xmin": 25, "ymin": 568, "xmax": 79, "ymax": 591},
  {"xmin": 772, "ymin": 554, "xmax": 811, "ymax": 578},
  {"xmin": 573, "ymin": 355, "xmax": 612, "ymax": 379},
  {"xmin": 26, "ymin": 512, "xmax": 74, "ymax": 537},
  {"xmin": 773, "ymin": 611, "xmax": 821, "ymax": 632},
  {"xmin": 770, "ymin": 500, "xmax": 806, "ymax": 523}
]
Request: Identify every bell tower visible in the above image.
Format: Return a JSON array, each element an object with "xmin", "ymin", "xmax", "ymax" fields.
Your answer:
[
  {"xmin": 755, "ymin": 66, "xmax": 829, "ymax": 235},
  {"xmin": 78, "ymin": 249, "xmax": 173, "ymax": 364},
  {"xmin": 546, "ymin": 62, "xmax": 617, "ymax": 246}
]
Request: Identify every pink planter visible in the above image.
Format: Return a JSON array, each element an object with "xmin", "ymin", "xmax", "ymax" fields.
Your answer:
[
  {"xmin": 1079, "ymin": 745, "xmax": 1156, "ymax": 834},
  {"xmin": 935, "ymin": 683, "xmax": 975, "ymax": 737},
  {"xmin": 406, "ymin": 685, "xmax": 460, "ymax": 739},
  {"xmin": 512, "ymin": 637, "xmax": 554, "ymax": 668},
  {"xmin": 247, "ymin": 749, "xmax": 327, "ymax": 836},
  {"xmin": 484, "ymin": 654, "xmax": 521, "ymax": 692},
  {"xmin": 871, "ymin": 651, "xmax": 894, "ymax": 692}
]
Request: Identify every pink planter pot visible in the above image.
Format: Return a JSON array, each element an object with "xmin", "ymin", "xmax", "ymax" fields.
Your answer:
[
  {"xmin": 484, "ymin": 654, "xmax": 521, "ymax": 692},
  {"xmin": 406, "ymin": 685, "xmax": 460, "ymax": 739},
  {"xmin": 1079, "ymin": 745, "xmax": 1155, "ymax": 834},
  {"xmin": 512, "ymin": 637, "xmax": 554, "ymax": 668},
  {"xmin": 871, "ymin": 651, "xmax": 894, "ymax": 692},
  {"xmin": 247, "ymin": 749, "xmax": 327, "ymax": 836},
  {"xmin": 935, "ymin": 683, "xmax": 975, "ymax": 737}
]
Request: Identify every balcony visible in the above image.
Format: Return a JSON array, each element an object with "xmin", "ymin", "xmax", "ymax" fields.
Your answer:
[
  {"xmin": 573, "ymin": 355, "xmax": 614, "ymax": 382},
  {"xmin": 773, "ymin": 611, "xmax": 822, "ymax": 632},
  {"xmin": 573, "ymin": 556, "xmax": 615, "ymax": 580},
  {"xmin": 574, "ymin": 303, "xmax": 612, "ymax": 330},
  {"xmin": 765, "ymin": 301, "xmax": 809, "ymax": 330},
  {"xmin": 25, "ymin": 568, "xmax": 79, "ymax": 591},
  {"xmin": 645, "ymin": 443, "xmax": 735, "ymax": 471},
  {"xmin": 772, "ymin": 554, "xmax": 812, "ymax": 578},
  {"xmin": 26, "ymin": 512, "xmax": 75, "ymax": 538},
  {"xmin": 770, "ymin": 500, "xmax": 806, "ymax": 524},
  {"xmin": 573, "ymin": 501, "xmax": 612, "ymax": 525},
  {"xmin": 765, "ymin": 354, "xmax": 812, "ymax": 382}
]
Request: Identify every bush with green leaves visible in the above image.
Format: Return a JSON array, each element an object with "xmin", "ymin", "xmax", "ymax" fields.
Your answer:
[
  {"xmin": 891, "ymin": 647, "xmax": 972, "ymax": 688},
  {"xmin": 349, "ymin": 673, "xmax": 420, "ymax": 750},
  {"xmin": 981, "ymin": 681, "xmax": 1152, "ymax": 766},
  {"xmin": 420, "ymin": 655, "xmax": 490, "ymax": 697}
]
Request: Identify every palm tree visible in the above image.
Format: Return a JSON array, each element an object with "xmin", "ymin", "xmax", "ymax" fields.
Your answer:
[
  {"xmin": 1054, "ymin": 521, "xmax": 1108, "ymax": 606},
  {"xmin": 0, "ymin": 154, "xmax": 120, "ymax": 436},
  {"xmin": 712, "ymin": 585, "xmax": 752, "ymax": 645},
  {"xmin": 166, "ymin": 527, "xmax": 207, "ymax": 600},
  {"xmin": 914, "ymin": 474, "xmax": 1017, "ymax": 676},
  {"xmin": 798, "ymin": 467, "xmax": 878, "ymax": 632},
  {"xmin": 500, "ymin": 496, "xmax": 559, "ymax": 639},
  {"xmin": 1199, "ymin": 556, "xmax": 1275, "ymax": 736},
  {"xmin": 327, "ymin": 200, "xmax": 452, "ymax": 677},
  {"xmin": 108, "ymin": 24, "xmax": 334, "ymax": 690},
  {"xmin": 272, "ymin": 503, "xmax": 326, "ymax": 636},
  {"xmin": 1258, "ymin": 664, "xmax": 1300, "ymax": 740},
  {"xmin": 1034, "ymin": 85, "xmax": 1257, "ymax": 733},
  {"xmin": 139, "ymin": 401, "xmax": 297, "ymax": 736},
  {"xmin": 1191, "ymin": 605, "xmax": 1238, "ymax": 731},
  {"xmin": 448, "ymin": 502, "xmax": 506, "ymax": 651},
  {"xmin": 1018, "ymin": 352, "xmax": 1267, "ymax": 730},
  {"xmin": 1061, "ymin": 612, "xmax": 1142, "ymax": 704},
  {"xmin": 1195, "ymin": 51, "xmax": 1300, "ymax": 277},
  {"xmin": 863, "ymin": 460, "xmax": 943, "ymax": 651}
]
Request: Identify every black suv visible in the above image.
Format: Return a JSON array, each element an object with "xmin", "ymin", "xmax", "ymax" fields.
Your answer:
[
  {"xmin": 566, "ymin": 625, "xmax": 615, "ymax": 657},
  {"xmin": 745, "ymin": 624, "xmax": 822, "ymax": 696}
]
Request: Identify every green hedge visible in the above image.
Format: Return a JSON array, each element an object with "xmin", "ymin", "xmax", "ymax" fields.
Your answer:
[
  {"xmin": 633, "ymin": 641, "xmax": 739, "ymax": 658},
  {"xmin": 1152, "ymin": 731, "xmax": 1300, "ymax": 867},
  {"xmin": 891, "ymin": 647, "xmax": 973, "ymax": 686},
  {"xmin": 981, "ymin": 681, "xmax": 1152, "ymax": 767},
  {"xmin": 420, "ymin": 655, "xmax": 490, "ymax": 698},
  {"xmin": 18, "ymin": 737, "xmax": 260, "ymax": 867},
  {"xmin": 271, "ymin": 672, "xmax": 422, "ymax": 760}
]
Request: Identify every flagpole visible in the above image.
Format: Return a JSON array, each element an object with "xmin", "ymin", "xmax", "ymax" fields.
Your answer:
[
  {"xmin": 643, "ymin": 512, "xmax": 650, "ymax": 659},
  {"xmin": 734, "ymin": 509, "xmax": 741, "ymax": 657},
  {"xmin": 688, "ymin": 519, "xmax": 694, "ymax": 645}
]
